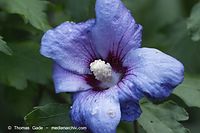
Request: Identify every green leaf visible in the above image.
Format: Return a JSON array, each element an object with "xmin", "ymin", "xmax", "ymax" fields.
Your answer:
[
  {"xmin": 173, "ymin": 75, "xmax": 200, "ymax": 108},
  {"xmin": 0, "ymin": 36, "xmax": 12, "ymax": 55},
  {"xmin": 0, "ymin": 42, "xmax": 51, "ymax": 90},
  {"xmin": 3, "ymin": 0, "xmax": 50, "ymax": 31},
  {"xmin": 24, "ymin": 103, "xmax": 72, "ymax": 126},
  {"xmin": 117, "ymin": 122, "xmax": 133, "ymax": 133},
  {"xmin": 0, "ymin": 84, "xmax": 38, "ymax": 119},
  {"xmin": 66, "ymin": 0, "xmax": 95, "ymax": 22},
  {"xmin": 187, "ymin": 2, "xmax": 200, "ymax": 42},
  {"xmin": 138, "ymin": 101, "xmax": 189, "ymax": 133},
  {"xmin": 123, "ymin": 0, "xmax": 184, "ymax": 43}
]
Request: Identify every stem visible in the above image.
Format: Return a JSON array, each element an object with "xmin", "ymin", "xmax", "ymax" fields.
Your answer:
[
  {"xmin": 133, "ymin": 120, "xmax": 138, "ymax": 133},
  {"xmin": 33, "ymin": 85, "xmax": 44, "ymax": 106}
]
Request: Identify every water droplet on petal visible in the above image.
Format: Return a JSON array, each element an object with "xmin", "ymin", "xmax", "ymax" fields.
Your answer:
[
  {"xmin": 70, "ymin": 106, "xmax": 73, "ymax": 109},
  {"xmin": 91, "ymin": 107, "xmax": 98, "ymax": 115},
  {"xmin": 107, "ymin": 109, "xmax": 115, "ymax": 118}
]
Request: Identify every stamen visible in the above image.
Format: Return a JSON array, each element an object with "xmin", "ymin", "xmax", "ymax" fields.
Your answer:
[{"xmin": 90, "ymin": 59, "xmax": 112, "ymax": 82}]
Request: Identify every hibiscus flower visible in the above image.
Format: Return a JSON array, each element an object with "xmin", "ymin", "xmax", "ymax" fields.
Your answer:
[{"xmin": 40, "ymin": 0, "xmax": 184, "ymax": 132}]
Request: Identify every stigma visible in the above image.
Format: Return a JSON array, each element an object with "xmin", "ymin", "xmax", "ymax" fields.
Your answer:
[{"xmin": 90, "ymin": 59, "xmax": 112, "ymax": 82}]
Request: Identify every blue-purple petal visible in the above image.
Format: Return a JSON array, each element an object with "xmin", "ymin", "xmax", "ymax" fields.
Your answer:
[
  {"xmin": 41, "ymin": 19, "xmax": 98, "ymax": 74},
  {"xmin": 53, "ymin": 63, "xmax": 92, "ymax": 93},
  {"xmin": 70, "ymin": 89, "xmax": 121, "ymax": 133},
  {"xmin": 117, "ymin": 78, "xmax": 143, "ymax": 102},
  {"xmin": 123, "ymin": 48, "xmax": 184, "ymax": 99},
  {"xmin": 92, "ymin": 0, "xmax": 142, "ymax": 59},
  {"xmin": 120, "ymin": 100, "xmax": 141, "ymax": 121},
  {"xmin": 115, "ymin": 79, "xmax": 142, "ymax": 121}
]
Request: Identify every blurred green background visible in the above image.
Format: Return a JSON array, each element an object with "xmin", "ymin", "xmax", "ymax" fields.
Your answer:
[{"xmin": 0, "ymin": 0, "xmax": 200, "ymax": 133}]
